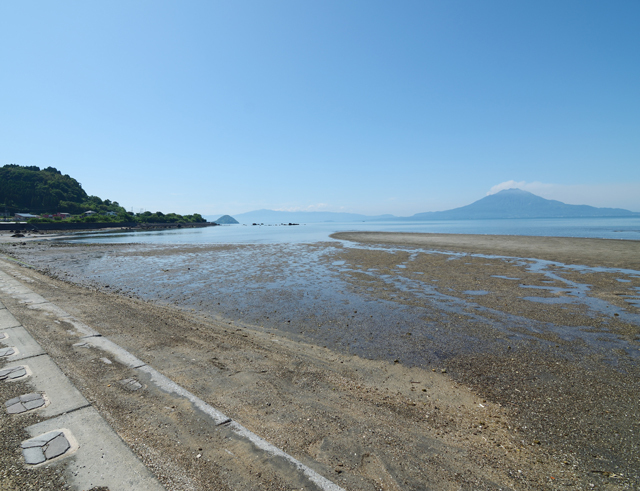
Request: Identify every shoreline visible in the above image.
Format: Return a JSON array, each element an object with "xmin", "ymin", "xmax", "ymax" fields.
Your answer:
[
  {"xmin": 0, "ymin": 227, "xmax": 129, "ymax": 243},
  {"xmin": 0, "ymin": 256, "xmax": 548, "ymax": 489},
  {"xmin": 1, "ymin": 233, "xmax": 639, "ymax": 488}
]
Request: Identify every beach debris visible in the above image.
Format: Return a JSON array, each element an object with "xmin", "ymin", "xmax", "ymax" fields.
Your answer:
[
  {"xmin": 100, "ymin": 357, "xmax": 113, "ymax": 364},
  {"xmin": 0, "ymin": 366, "xmax": 27, "ymax": 380},
  {"xmin": 5, "ymin": 393, "xmax": 46, "ymax": 414},
  {"xmin": 22, "ymin": 430, "xmax": 71, "ymax": 465}
]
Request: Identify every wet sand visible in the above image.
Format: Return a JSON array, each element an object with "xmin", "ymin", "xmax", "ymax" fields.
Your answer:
[
  {"xmin": 332, "ymin": 231, "xmax": 640, "ymax": 270},
  {"xmin": 1, "ymin": 231, "xmax": 639, "ymax": 489}
]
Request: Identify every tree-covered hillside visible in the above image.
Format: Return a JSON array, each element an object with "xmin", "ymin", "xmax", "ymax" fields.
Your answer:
[
  {"xmin": 0, "ymin": 164, "xmax": 123, "ymax": 215},
  {"xmin": 0, "ymin": 164, "xmax": 205, "ymax": 224}
]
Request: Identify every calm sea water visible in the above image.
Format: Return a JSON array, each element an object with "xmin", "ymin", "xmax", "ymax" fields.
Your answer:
[{"xmin": 63, "ymin": 217, "xmax": 640, "ymax": 244}]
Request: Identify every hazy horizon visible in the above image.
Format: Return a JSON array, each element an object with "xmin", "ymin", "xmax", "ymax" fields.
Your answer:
[
  {"xmin": 2, "ymin": 2, "xmax": 639, "ymax": 215},
  {"xmin": 205, "ymin": 188, "xmax": 640, "ymax": 220}
]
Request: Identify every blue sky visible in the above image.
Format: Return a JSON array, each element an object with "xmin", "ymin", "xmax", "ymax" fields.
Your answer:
[{"xmin": 2, "ymin": 1, "xmax": 639, "ymax": 216}]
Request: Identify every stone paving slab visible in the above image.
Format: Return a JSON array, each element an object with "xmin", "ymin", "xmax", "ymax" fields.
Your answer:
[
  {"xmin": 0, "ymin": 308, "xmax": 21, "ymax": 329},
  {"xmin": 25, "ymin": 407, "xmax": 165, "ymax": 491},
  {"xmin": 6, "ymin": 392, "xmax": 47, "ymax": 414},
  {"xmin": 0, "ymin": 325, "xmax": 45, "ymax": 361},
  {"xmin": 22, "ymin": 429, "xmax": 74, "ymax": 465},
  {"xmin": 0, "ymin": 365, "xmax": 28, "ymax": 381},
  {"xmin": 1, "ymin": 355, "xmax": 88, "ymax": 418},
  {"xmin": 0, "ymin": 346, "xmax": 16, "ymax": 357}
]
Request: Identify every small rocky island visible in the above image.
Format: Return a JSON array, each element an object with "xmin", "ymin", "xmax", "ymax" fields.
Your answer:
[{"xmin": 213, "ymin": 215, "xmax": 239, "ymax": 224}]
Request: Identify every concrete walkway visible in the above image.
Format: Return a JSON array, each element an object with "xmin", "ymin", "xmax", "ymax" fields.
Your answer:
[
  {"xmin": 0, "ymin": 262, "xmax": 344, "ymax": 490},
  {"xmin": 0, "ymin": 295, "xmax": 165, "ymax": 490}
]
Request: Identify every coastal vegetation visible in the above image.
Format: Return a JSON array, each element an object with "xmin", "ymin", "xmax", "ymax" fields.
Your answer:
[{"xmin": 0, "ymin": 164, "xmax": 205, "ymax": 224}]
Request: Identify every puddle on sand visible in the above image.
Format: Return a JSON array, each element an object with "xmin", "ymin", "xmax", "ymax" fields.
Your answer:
[{"xmin": 522, "ymin": 296, "xmax": 573, "ymax": 305}]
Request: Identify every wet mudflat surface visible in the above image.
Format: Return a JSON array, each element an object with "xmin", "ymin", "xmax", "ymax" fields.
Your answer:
[{"xmin": 1, "ymin": 232, "xmax": 640, "ymax": 489}]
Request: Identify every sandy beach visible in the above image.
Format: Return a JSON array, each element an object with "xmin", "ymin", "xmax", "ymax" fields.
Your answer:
[{"xmin": 1, "ymin": 231, "xmax": 639, "ymax": 489}]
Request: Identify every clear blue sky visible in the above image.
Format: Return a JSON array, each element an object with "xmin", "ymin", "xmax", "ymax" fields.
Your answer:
[{"xmin": 2, "ymin": 1, "xmax": 639, "ymax": 216}]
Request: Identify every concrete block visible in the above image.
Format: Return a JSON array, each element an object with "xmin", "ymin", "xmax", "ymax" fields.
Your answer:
[
  {"xmin": 0, "ymin": 308, "xmax": 20, "ymax": 329},
  {"xmin": 0, "ymin": 356, "xmax": 87, "ymax": 418},
  {"xmin": 25, "ymin": 407, "xmax": 164, "ymax": 490},
  {"xmin": 0, "ymin": 326, "xmax": 45, "ymax": 360}
]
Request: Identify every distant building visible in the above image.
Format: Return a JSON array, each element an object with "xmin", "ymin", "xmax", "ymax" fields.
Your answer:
[
  {"xmin": 55, "ymin": 213, "xmax": 71, "ymax": 219},
  {"xmin": 105, "ymin": 211, "xmax": 117, "ymax": 216},
  {"xmin": 84, "ymin": 210, "xmax": 97, "ymax": 215},
  {"xmin": 14, "ymin": 213, "xmax": 39, "ymax": 220}
]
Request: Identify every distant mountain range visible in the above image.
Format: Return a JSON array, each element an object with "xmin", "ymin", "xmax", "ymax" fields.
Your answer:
[
  {"xmin": 206, "ymin": 189, "xmax": 639, "ymax": 224},
  {"xmin": 402, "ymin": 188, "xmax": 639, "ymax": 220}
]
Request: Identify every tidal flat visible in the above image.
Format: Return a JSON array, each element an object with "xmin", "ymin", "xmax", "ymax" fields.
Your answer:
[{"xmin": 1, "ymin": 231, "xmax": 639, "ymax": 489}]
